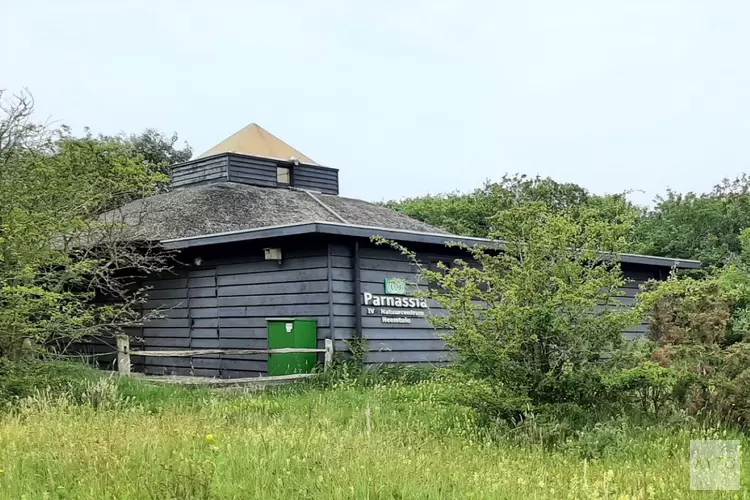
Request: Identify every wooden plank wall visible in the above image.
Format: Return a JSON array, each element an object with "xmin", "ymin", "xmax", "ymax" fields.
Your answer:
[
  {"xmin": 173, "ymin": 153, "xmax": 339, "ymax": 194},
  {"xmin": 330, "ymin": 244, "xmax": 455, "ymax": 367},
  {"xmin": 136, "ymin": 242, "xmax": 458, "ymax": 374},
  {"xmin": 172, "ymin": 156, "xmax": 228, "ymax": 188},
  {"xmin": 618, "ymin": 265, "xmax": 660, "ymax": 341},
  {"xmin": 227, "ymin": 155, "xmax": 277, "ymax": 187},
  {"xmin": 136, "ymin": 246, "xmax": 333, "ymax": 377},
  {"xmin": 293, "ymin": 165, "xmax": 339, "ymax": 195}
]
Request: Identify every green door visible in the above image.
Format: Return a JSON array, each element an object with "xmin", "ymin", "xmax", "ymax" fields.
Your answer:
[{"xmin": 267, "ymin": 318, "xmax": 318, "ymax": 376}]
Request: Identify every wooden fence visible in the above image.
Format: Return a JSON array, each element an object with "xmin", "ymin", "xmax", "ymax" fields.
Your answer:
[{"xmin": 115, "ymin": 335, "xmax": 334, "ymax": 381}]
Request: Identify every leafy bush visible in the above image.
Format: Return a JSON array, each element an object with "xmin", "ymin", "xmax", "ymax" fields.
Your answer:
[
  {"xmin": 636, "ymin": 236, "xmax": 750, "ymax": 428},
  {"xmin": 604, "ymin": 362, "xmax": 692, "ymax": 416},
  {"xmin": 534, "ymin": 367, "xmax": 611, "ymax": 408},
  {"xmin": 379, "ymin": 199, "xmax": 642, "ymax": 419},
  {"xmin": 434, "ymin": 369, "xmax": 532, "ymax": 422}
]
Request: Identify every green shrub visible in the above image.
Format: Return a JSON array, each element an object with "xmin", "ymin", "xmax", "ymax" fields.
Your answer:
[
  {"xmin": 377, "ymin": 199, "xmax": 642, "ymax": 421},
  {"xmin": 433, "ymin": 370, "xmax": 532, "ymax": 422},
  {"xmin": 0, "ymin": 358, "xmax": 100, "ymax": 403},
  {"xmin": 604, "ymin": 362, "xmax": 692, "ymax": 416},
  {"xmin": 636, "ymin": 242, "xmax": 750, "ymax": 428},
  {"xmin": 534, "ymin": 367, "xmax": 610, "ymax": 408}
]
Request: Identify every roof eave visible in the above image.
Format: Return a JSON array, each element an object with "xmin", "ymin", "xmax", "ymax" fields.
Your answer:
[
  {"xmin": 160, "ymin": 222, "xmax": 701, "ymax": 269},
  {"xmin": 161, "ymin": 222, "xmax": 319, "ymax": 249},
  {"xmin": 160, "ymin": 221, "xmax": 484, "ymax": 250},
  {"xmin": 615, "ymin": 252, "xmax": 701, "ymax": 269}
]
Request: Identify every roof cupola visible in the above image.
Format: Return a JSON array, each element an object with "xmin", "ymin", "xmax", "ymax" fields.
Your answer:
[{"xmin": 171, "ymin": 123, "xmax": 339, "ymax": 195}]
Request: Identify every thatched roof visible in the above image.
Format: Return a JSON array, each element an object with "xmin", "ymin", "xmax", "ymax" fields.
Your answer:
[{"xmin": 101, "ymin": 182, "xmax": 447, "ymax": 242}]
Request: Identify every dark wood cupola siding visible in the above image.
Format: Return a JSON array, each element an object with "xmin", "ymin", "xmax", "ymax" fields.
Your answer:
[
  {"xmin": 171, "ymin": 153, "xmax": 339, "ymax": 194},
  {"xmin": 85, "ymin": 127, "xmax": 700, "ymax": 378}
]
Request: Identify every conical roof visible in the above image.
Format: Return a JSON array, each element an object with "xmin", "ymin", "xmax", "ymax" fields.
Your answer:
[{"xmin": 197, "ymin": 123, "xmax": 318, "ymax": 165}]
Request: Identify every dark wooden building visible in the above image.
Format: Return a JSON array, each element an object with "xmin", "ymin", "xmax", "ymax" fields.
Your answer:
[{"xmin": 101, "ymin": 123, "xmax": 700, "ymax": 378}]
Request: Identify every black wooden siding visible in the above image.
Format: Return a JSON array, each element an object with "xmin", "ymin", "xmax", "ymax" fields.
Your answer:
[
  {"xmin": 292, "ymin": 165, "xmax": 339, "ymax": 195},
  {"xmin": 618, "ymin": 265, "xmax": 659, "ymax": 341},
  {"xmin": 171, "ymin": 153, "xmax": 339, "ymax": 194},
  {"xmin": 131, "ymin": 242, "xmax": 452, "ymax": 375},
  {"xmin": 226, "ymin": 155, "xmax": 277, "ymax": 187},
  {"xmin": 134, "ymin": 246, "xmax": 335, "ymax": 377},
  {"xmin": 330, "ymin": 244, "xmax": 455, "ymax": 366},
  {"xmin": 86, "ymin": 240, "xmax": 662, "ymax": 378},
  {"xmin": 172, "ymin": 156, "xmax": 228, "ymax": 188}
]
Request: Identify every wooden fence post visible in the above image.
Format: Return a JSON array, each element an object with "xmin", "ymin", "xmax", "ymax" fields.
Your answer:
[
  {"xmin": 324, "ymin": 338, "xmax": 334, "ymax": 370},
  {"xmin": 116, "ymin": 335, "xmax": 131, "ymax": 376}
]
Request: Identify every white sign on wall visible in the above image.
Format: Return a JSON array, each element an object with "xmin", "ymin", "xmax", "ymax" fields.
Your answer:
[{"xmin": 362, "ymin": 278, "xmax": 428, "ymax": 324}]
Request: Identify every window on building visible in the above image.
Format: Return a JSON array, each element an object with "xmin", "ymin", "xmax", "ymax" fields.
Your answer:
[{"xmin": 277, "ymin": 166, "xmax": 291, "ymax": 184}]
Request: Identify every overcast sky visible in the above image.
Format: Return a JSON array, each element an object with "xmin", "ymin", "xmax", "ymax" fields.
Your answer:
[{"xmin": 2, "ymin": 1, "xmax": 749, "ymax": 204}]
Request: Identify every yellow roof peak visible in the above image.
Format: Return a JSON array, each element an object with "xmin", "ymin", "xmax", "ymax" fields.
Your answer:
[{"xmin": 197, "ymin": 123, "xmax": 318, "ymax": 165}]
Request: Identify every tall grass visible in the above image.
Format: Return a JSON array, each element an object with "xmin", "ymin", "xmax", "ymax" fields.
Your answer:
[{"xmin": 0, "ymin": 365, "xmax": 748, "ymax": 499}]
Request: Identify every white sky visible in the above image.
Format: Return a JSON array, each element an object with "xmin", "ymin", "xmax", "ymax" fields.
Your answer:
[{"xmin": 2, "ymin": 1, "xmax": 749, "ymax": 205}]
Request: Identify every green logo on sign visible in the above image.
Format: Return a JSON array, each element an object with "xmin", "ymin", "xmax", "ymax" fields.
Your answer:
[{"xmin": 384, "ymin": 278, "xmax": 407, "ymax": 295}]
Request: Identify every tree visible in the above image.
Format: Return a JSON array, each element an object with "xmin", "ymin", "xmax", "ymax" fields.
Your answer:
[
  {"xmin": 0, "ymin": 89, "xmax": 169, "ymax": 358},
  {"xmin": 386, "ymin": 175, "xmax": 639, "ymax": 242},
  {"xmin": 379, "ymin": 199, "xmax": 641, "ymax": 417},
  {"xmin": 633, "ymin": 176, "xmax": 750, "ymax": 267},
  {"xmin": 93, "ymin": 128, "xmax": 192, "ymax": 185}
]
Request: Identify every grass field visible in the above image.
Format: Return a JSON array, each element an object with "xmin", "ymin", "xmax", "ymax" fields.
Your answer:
[{"xmin": 0, "ymin": 367, "xmax": 748, "ymax": 499}]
